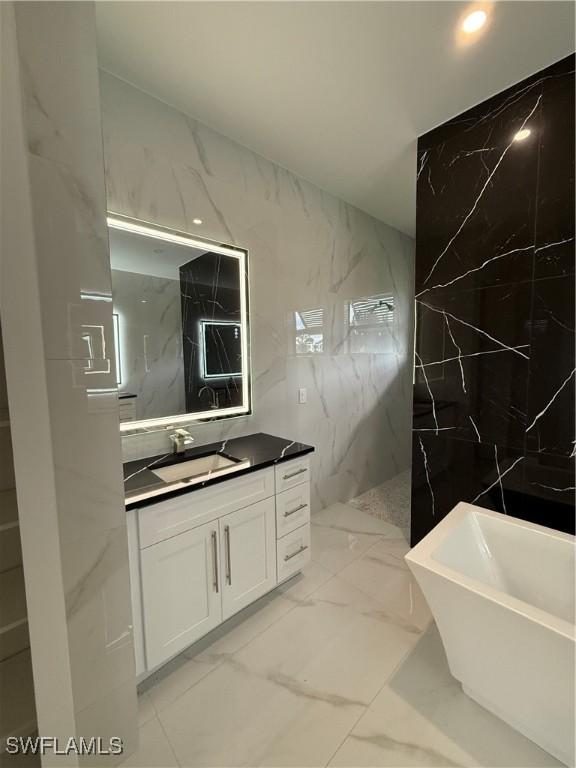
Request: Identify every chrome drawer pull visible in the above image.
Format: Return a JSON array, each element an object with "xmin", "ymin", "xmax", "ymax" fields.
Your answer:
[
  {"xmin": 211, "ymin": 531, "xmax": 219, "ymax": 593},
  {"xmin": 224, "ymin": 524, "xmax": 232, "ymax": 585},
  {"xmin": 284, "ymin": 503, "xmax": 308, "ymax": 518},
  {"xmin": 283, "ymin": 468, "xmax": 307, "ymax": 480},
  {"xmin": 284, "ymin": 545, "xmax": 309, "ymax": 562}
]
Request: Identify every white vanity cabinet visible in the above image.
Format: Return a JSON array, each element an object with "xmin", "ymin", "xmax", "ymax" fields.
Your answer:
[
  {"xmin": 140, "ymin": 521, "xmax": 222, "ymax": 670},
  {"xmin": 219, "ymin": 498, "xmax": 276, "ymax": 620},
  {"xmin": 128, "ymin": 455, "xmax": 312, "ymax": 678}
]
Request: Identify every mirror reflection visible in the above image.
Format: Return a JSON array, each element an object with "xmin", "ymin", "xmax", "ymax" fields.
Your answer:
[
  {"xmin": 345, "ymin": 293, "xmax": 396, "ymax": 354},
  {"xmin": 108, "ymin": 216, "xmax": 250, "ymax": 430},
  {"xmin": 292, "ymin": 293, "xmax": 397, "ymax": 357}
]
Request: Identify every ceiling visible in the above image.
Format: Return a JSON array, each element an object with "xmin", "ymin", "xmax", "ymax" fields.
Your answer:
[
  {"xmin": 96, "ymin": 2, "xmax": 575, "ymax": 236},
  {"xmin": 109, "ymin": 227, "xmax": 207, "ymax": 280}
]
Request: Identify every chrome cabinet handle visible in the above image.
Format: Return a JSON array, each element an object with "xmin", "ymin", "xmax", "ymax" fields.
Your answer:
[
  {"xmin": 211, "ymin": 531, "xmax": 219, "ymax": 593},
  {"xmin": 284, "ymin": 503, "xmax": 308, "ymax": 518},
  {"xmin": 284, "ymin": 545, "xmax": 308, "ymax": 562},
  {"xmin": 283, "ymin": 467, "xmax": 307, "ymax": 480},
  {"xmin": 224, "ymin": 524, "xmax": 232, "ymax": 585}
]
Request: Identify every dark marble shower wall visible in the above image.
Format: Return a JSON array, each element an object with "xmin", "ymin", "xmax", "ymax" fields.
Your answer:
[{"xmin": 411, "ymin": 55, "xmax": 575, "ymax": 545}]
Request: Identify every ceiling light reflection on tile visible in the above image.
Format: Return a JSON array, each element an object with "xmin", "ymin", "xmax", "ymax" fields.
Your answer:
[
  {"xmin": 513, "ymin": 128, "xmax": 532, "ymax": 142},
  {"xmin": 462, "ymin": 9, "xmax": 487, "ymax": 33}
]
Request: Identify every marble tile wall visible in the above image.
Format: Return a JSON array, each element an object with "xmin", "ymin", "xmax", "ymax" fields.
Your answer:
[
  {"xmin": 100, "ymin": 73, "xmax": 415, "ymax": 512},
  {"xmin": 180, "ymin": 252, "xmax": 245, "ymax": 413},
  {"xmin": 112, "ymin": 270, "xmax": 186, "ymax": 421},
  {"xmin": 1, "ymin": 2, "xmax": 137, "ymax": 761},
  {"xmin": 411, "ymin": 55, "xmax": 575, "ymax": 545}
]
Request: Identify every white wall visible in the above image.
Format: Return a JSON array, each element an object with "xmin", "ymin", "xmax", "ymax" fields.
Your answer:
[{"xmin": 101, "ymin": 72, "xmax": 415, "ymax": 512}]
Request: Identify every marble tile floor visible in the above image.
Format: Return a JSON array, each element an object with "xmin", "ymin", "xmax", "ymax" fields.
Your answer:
[{"xmin": 122, "ymin": 503, "xmax": 559, "ymax": 768}]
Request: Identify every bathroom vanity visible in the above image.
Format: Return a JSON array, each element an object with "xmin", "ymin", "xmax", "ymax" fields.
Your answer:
[
  {"xmin": 124, "ymin": 433, "xmax": 314, "ymax": 678},
  {"xmin": 110, "ymin": 218, "xmax": 315, "ymax": 679}
]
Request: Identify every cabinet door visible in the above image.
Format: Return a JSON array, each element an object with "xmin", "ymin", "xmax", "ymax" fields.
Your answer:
[
  {"xmin": 141, "ymin": 522, "xmax": 222, "ymax": 670},
  {"xmin": 220, "ymin": 498, "xmax": 277, "ymax": 620}
]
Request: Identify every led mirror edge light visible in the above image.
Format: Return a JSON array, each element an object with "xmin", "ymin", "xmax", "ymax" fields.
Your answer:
[
  {"xmin": 240, "ymin": 248, "xmax": 251, "ymax": 414},
  {"xmin": 109, "ymin": 213, "xmax": 252, "ymax": 435},
  {"xmin": 119, "ymin": 405, "xmax": 251, "ymax": 434}
]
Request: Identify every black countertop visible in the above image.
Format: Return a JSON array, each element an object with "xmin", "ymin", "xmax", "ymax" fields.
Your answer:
[{"xmin": 123, "ymin": 432, "xmax": 314, "ymax": 510}]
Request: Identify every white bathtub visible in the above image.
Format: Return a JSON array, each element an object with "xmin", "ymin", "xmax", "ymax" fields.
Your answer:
[{"xmin": 405, "ymin": 502, "xmax": 575, "ymax": 766}]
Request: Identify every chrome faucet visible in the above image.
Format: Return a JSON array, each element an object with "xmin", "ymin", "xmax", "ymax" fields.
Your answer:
[
  {"xmin": 198, "ymin": 386, "xmax": 220, "ymax": 409},
  {"xmin": 169, "ymin": 428, "xmax": 194, "ymax": 454}
]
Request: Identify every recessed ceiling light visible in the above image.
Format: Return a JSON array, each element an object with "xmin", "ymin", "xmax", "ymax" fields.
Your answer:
[
  {"xmin": 462, "ymin": 9, "xmax": 487, "ymax": 33},
  {"xmin": 513, "ymin": 128, "xmax": 531, "ymax": 142},
  {"xmin": 192, "ymin": 218, "xmax": 203, "ymax": 225}
]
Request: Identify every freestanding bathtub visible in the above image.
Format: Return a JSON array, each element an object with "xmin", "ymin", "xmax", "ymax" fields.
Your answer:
[{"xmin": 405, "ymin": 502, "xmax": 575, "ymax": 766}]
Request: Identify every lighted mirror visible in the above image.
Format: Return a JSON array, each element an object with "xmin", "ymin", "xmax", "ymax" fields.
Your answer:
[{"xmin": 108, "ymin": 214, "xmax": 251, "ymax": 433}]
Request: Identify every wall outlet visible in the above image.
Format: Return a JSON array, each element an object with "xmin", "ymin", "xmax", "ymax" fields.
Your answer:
[{"xmin": 298, "ymin": 387, "xmax": 307, "ymax": 404}]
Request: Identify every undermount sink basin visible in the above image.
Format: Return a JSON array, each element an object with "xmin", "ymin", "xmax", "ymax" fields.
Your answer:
[{"xmin": 152, "ymin": 453, "xmax": 241, "ymax": 484}]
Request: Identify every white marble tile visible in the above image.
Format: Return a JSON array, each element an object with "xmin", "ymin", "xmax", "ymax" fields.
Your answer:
[
  {"xmin": 312, "ymin": 503, "xmax": 403, "ymax": 536},
  {"xmin": 190, "ymin": 592, "xmax": 295, "ymax": 666},
  {"xmin": 44, "ymin": 358, "xmax": 126, "ymax": 544},
  {"xmin": 338, "ymin": 538, "xmax": 431, "ymax": 632},
  {"xmin": 311, "ymin": 503, "xmax": 400, "ymax": 574},
  {"xmin": 75, "ymin": 679, "xmax": 138, "ymax": 767},
  {"xmin": 27, "ymin": 153, "xmax": 114, "ymax": 362},
  {"xmin": 329, "ymin": 624, "xmax": 562, "ymax": 768},
  {"xmin": 187, "ymin": 562, "xmax": 333, "ymax": 665},
  {"xmin": 310, "ymin": 524, "xmax": 377, "ymax": 575},
  {"xmin": 234, "ymin": 575, "xmax": 422, "ymax": 697},
  {"xmin": 143, "ymin": 655, "xmax": 217, "ymax": 714},
  {"xmin": 158, "ymin": 565, "xmax": 422, "ymax": 767},
  {"xmin": 119, "ymin": 717, "xmax": 178, "ymax": 768},
  {"xmin": 275, "ymin": 559, "xmax": 334, "ymax": 603},
  {"xmin": 15, "ymin": 3, "xmax": 105, "ymax": 174},
  {"xmin": 136, "ymin": 691, "xmax": 155, "ymax": 727},
  {"xmin": 61, "ymin": 524, "xmax": 135, "ymax": 714},
  {"xmin": 17, "ymin": 3, "xmax": 114, "ymax": 364},
  {"xmin": 159, "ymin": 654, "xmax": 364, "ymax": 768}
]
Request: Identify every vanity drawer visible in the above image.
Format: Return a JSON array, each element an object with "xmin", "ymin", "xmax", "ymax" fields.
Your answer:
[
  {"xmin": 275, "ymin": 483, "xmax": 310, "ymax": 538},
  {"xmin": 276, "ymin": 523, "xmax": 311, "ymax": 583},
  {"xmin": 138, "ymin": 467, "xmax": 274, "ymax": 548},
  {"xmin": 275, "ymin": 456, "xmax": 310, "ymax": 494}
]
